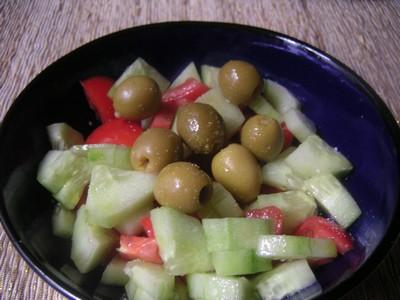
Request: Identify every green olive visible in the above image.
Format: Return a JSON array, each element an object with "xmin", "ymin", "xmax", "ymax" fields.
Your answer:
[
  {"xmin": 240, "ymin": 115, "xmax": 284, "ymax": 162},
  {"xmin": 211, "ymin": 143, "xmax": 261, "ymax": 204},
  {"xmin": 113, "ymin": 75, "xmax": 161, "ymax": 120},
  {"xmin": 176, "ymin": 103, "xmax": 225, "ymax": 154},
  {"xmin": 154, "ymin": 162, "xmax": 213, "ymax": 213},
  {"xmin": 218, "ymin": 60, "xmax": 262, "ymax": 105},
  {"xmin": 130, "ymin": 128, "xmax": 183, "ymax": 173}
]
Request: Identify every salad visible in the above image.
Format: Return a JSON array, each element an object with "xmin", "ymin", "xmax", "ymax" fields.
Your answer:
[{"xmin": 37, "ymin": 57, "xmax": 361, "ymax": 300}]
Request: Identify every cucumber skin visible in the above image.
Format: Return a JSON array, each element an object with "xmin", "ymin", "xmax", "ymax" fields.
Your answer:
[
  {"xmin": 212, "ymin": 249, "xmax": 272, "ymax": 276},
  {"xmin": 249, "ymin": 95, "xmax": 282, "ymax": 122},
  {"xmin": 71, "ymin": 206, "xmax": 117, "ymax": 274},
  {"xmin": 151, "ymin": 207, "xmax": 213, "ymax": 276},
  {"xmin": 203, "ymin": 218, "xmax": 272, "ymax": 252}
]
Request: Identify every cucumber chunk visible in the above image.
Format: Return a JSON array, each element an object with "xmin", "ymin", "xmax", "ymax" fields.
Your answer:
[
  {"xmin": 257, "ymin": 235, "xmax": 337, "ymax": 259},
  {"xmin": 125, "ymin": 260, "xmax": 175, "ymax": 300},
  {"xmin": 171, "ymin": 62, "xmax": 201, "ymax": 87},
  {"xmin": 283, "ymin": 109, "xmax": 316, "ymax": 142},
  {"xmin": 100, "ymin": 256, "xmax": 129, "ymax": 286},
  {"xmin": 52, "ymin": 204, "xmax": 76, "ymax": 238},
  {"xmin": 151, "ymin": 207, "xmax": 213, "ymax": 275},
  {"xmin": 263, "ymin": 79, "xmax": 300, "ymax": 114},
  {"xmin": 200, "ymin": 65, "xmax": 220, "ymax": 88},
  {"xmin": 87, "ymin": 144, "xmax": 132, "ymax": 170},
  {"xmin": 212, "ymin": 249, "xmax": 272, "ymax": 276},
  {"xmin": 304, "ymin": 174, "xmax": 361, "ymax": 228},
  {"xmin": 71, "ymin": 206, "xmax": 117, "ymax": 273},
  {"xmin": 115, "ymin": 203, "xmax": 153, "ymax": 235},
  {"xmin": 205, "ymin": 276, "xmax": 255, "ymax": 300},
  {"xmin": 86, "ymin": 165, "xmax": 156, "ymax": 228},
  {"xmin": 196, "ymin": 88, "xmax": 245, "ymax": 138},
  {"xmin": 248, "ymin": 95, "xmax": 282, "ymax": 122},
  {"xmin": 125, "ymin": 279, "xmax": 138, "ymax": 300},
  {"xmin": 248, "ymin": 191, "xmax": 317, "ymax": 234},
  {"xmin": 47, "ymin": 123, "xmax": 84, "ymax": 150},
  {"xmin": 253, "ymin": 260, "xmax": 322, "ymax": 300},
  {"xmin": 187, "ymin": 273, "xmax": 214, "ymax": 299},
  {"xmin": 261, "ymin": 159, "xmax": 304, "ymax": 191},
  {"xmin": 109, "ymin": 57, "xmax": 170, "ymax": 97},
  {"xmin": 132, "ymin": 289, "xmax": 155, "ymax": 300},
  {"xmin": 284, "ymin": 135, "xmax": 353, "ymax": 178},
  {"xmin": 37, "ymin": 150, "xmax": 88, "ymax": 194},
  {"xmin": 203, "ymin": 218, "xmax": 272, "ymax": 252},
  {"xmin": 198, "ymin": 182, "xmax": 243, "ymax": 218}
]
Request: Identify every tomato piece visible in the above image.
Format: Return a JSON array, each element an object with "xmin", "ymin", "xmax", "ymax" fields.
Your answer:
[
  {"xmin": 150, "ymin": 79, "xmax": 209, "ymax": 129},
  {"xmin": 140, "ymin": 216, "xmax": 155, "ymax": 238},
  {"xmin": 81, "ymin": 76, "xmax": 116, "ymax": 123},
  {"xmin": 246, "ymin": 206, "xmax": 284, "ymax": 235},
  {"xmin": 281, "ymin": 122, "xmax": 293, "ymax": 150},
  {"xmin": 150, "ymin": 104, "xmax": 176, "ymax": 129},
  {"xmin": 261, "ymin": 185, "xmax": 283, "ymax": 194},
  {"xmin": 162, "ymin": 78, "xmax": 209, "ymax": 109},
  {"xmin": 86, "ymin": 119, "xmax": 142, "ymax": 146},
  {"xmin": 294, "ymin": 216, "xmax": 354, "ymax": 255},
  {"xmin": 119, "ymin": 236, "xmax": 162, "ymax": 264}
]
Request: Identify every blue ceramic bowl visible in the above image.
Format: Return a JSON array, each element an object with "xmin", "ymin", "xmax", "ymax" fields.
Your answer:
[{"xmin": 0, "ymin": 22, "xmax": 399, "ymax": 299}]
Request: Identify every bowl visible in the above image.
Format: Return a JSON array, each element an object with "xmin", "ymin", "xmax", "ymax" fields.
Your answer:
[{"xmin": 0, "ymin": 21, "xmax": 399, "ymax": 300}]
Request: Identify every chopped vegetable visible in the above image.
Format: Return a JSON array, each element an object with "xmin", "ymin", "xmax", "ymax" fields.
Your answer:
[{"xmin": 119, "ymin": 235, "xmax": 163, "ymax": 264}]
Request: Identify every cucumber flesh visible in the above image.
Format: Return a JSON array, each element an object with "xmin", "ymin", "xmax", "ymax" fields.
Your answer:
[
  {"xmin": 253, "ymin": 260, "xmax": 321, "ymax": 300},
  {"xmin": 283, "ymin": 109, "xmax": 316, "ymax": 142},
  {"xmin": 87, "ymin": 144, "xmax": 132, "ymax": 170},
  {"xmin": 196, "ymin": 88, "xmax": 245, "ymax": 139},
  {"xmin": 151, "ymin": 207, "xmax": 213, "ymax": 275},
  {"xmin": 125, "ymin": 279, "xmax": 137, "ymax": 300},
  {"xmin": 200, "ymin": 65, "xmax": 220, "ymax": 88},
  {"xmin": 198, "ymin": 182, "xmax": 243, "ymax": 218},
  {"xmin": 100, "ymin": 256, "xmax": 129, "ymax": 286},
  {"xmin": 187, "ymin": 273, "xmax": 214, "ymax": 299},
  {"xmin": 47, "ymin": 123, "xmax": 84, "ymax": 150},
  {"xmin": 115, "ymin": 203, "xmax": 153, "ymax": 235},
  {"xmin": 212, "ymin": 249, "xmax": 272, "ymax": 276},
  {"xmin": 86, "ymin": 165, "xmax": 156, "ymax": 228},
  {"xmin": 124, "ymin": 260, "xmax": 175, "ymax": 300},
  {"xmin": 203, "ymin": 218, "xmax": 272, "ymax": 252},
  {"xmin": 257, "ymin": 235, "xmax": 337, "ymax": 260},
  {"xmin": 304, "ymin": 174, "xmax": 361, "ymax": 228},
  {"xmin": 204, "ymin": 276, "xmax": 255, "ymax": 300},
  {"xmin": 52, "ymin": 204, "xmax": 76, "ymax": 238},
  {"xmin": 71, "ymin": 206, "xmax": 117, "ymax": 273},
  {"xmin": 261, "ymin": 159, "xmax": 304, "ymax": 191},
  {"xmin": 285, "ymin": 135, "xmax": 353, "ymax": 178},
  {"xmin": 263, "ymin": 79, "xmax": 300, "ymax": 114},
  {"xmin": 37, "ymin": 150, "xmax": 88, "ymax": 194},
  {"xmin": 248, "ymin": 95, "xmax": 282, "ymax": 122},
  {"xmin": 248, "ymin": 191, "xmax": 317, "ymax": 234},
  {"xmin": 109, "ymin": 57, "xmax": 170, "ymax": 97},
  {"xmin": 171, "ymin": 62, "xmax": 201, "ymax": 87}
]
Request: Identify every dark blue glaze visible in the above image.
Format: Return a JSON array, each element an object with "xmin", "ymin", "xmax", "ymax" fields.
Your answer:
[{"xmin": 0, "ymin": 22, "xmax": 399, "ymax": 300}]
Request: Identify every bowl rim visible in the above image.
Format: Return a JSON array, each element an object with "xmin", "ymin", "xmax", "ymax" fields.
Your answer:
[{"xmin": 1, "ymin": 20, "xmax": 400, "ymax": 300}]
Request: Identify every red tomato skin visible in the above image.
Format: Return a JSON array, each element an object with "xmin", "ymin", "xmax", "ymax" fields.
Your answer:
[
  {"xmin": 281, "ymin": 122, "xmax": 293, "ymax": 150},
  {"xmin": 81, "ymin": 76, "xmax": 116, "ymax": 123},
  {"xmin": 86, "ymin": 119, "xmax": 142, "ymax": 146},
  {"xmin": 140, "ymin": 216, "xmax": 155, "ymax": 238},
  {"xmin": 150, "ymin": 79, "xmax": 209, "ymax": 129},
  {"xmin": 245, "ymin": 206, "xmax": 284, "ymax": 235},
  {"xmin": 119, "ymin": 236, "xmax": 163, "ymax": 264},
  {"xmin": 294, "ymin": 216, "xmax": 354, "ymax": 255}
]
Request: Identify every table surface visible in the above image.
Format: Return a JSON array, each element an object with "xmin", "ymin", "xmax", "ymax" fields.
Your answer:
[{"xmin": 1, "ymin": 1, "xmax": 400, "ymax": 299}]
